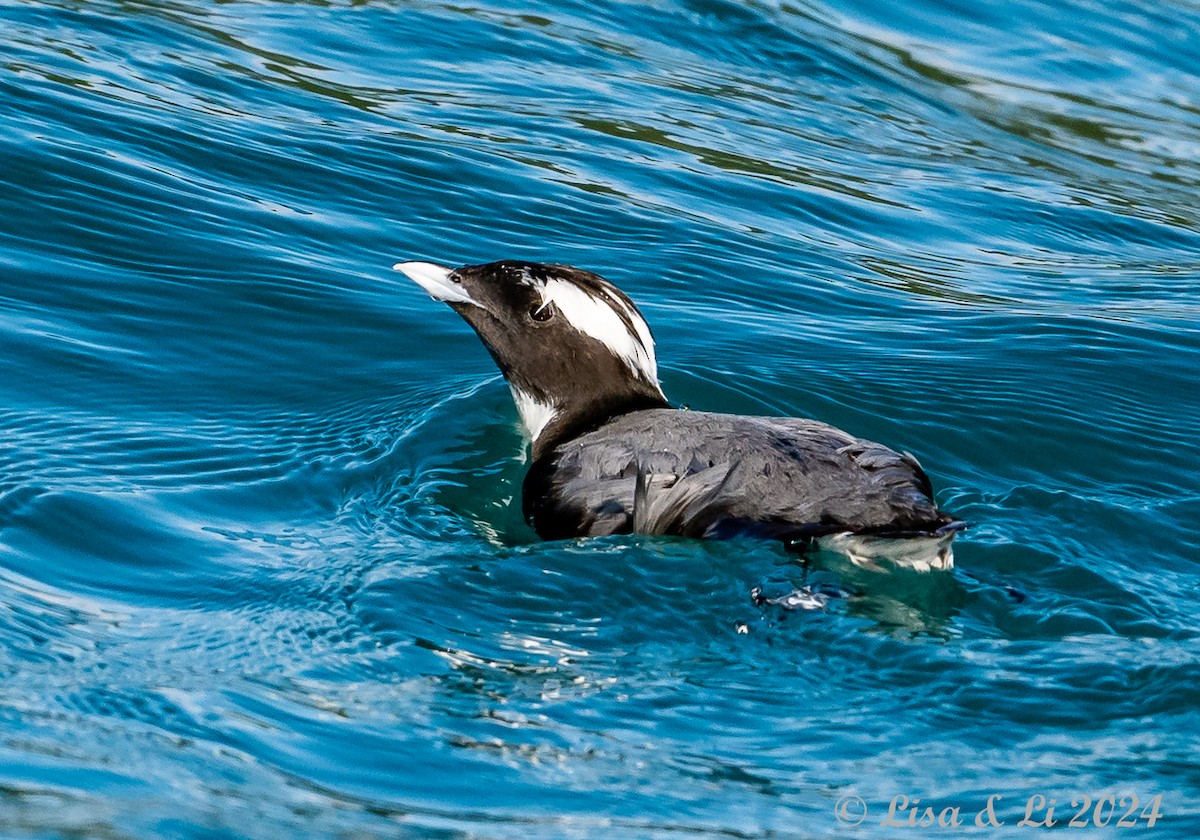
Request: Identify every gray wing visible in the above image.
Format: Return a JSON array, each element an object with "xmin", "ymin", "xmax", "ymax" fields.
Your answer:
[{"xmin": 522, "ymin": 409, "xmax": 952, "ymax": 541}]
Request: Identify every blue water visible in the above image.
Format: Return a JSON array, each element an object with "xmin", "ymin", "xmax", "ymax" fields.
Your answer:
[{"xmin": 2, "ymin": 0, "xmax": 1199, "ymax": 836}]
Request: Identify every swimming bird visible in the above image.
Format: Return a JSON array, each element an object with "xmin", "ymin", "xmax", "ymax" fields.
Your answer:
[{"xmin": 395, "ymin": 260, "xmax": 963, "ymax": 570}]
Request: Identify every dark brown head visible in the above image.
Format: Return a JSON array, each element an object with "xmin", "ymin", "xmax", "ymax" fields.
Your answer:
[{"xmin": 394, "ymin": 260, "xmax": 669, "ymax": 456}]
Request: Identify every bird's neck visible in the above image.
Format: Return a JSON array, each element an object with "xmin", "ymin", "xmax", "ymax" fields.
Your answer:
[{"xmin": 529, "ymin": 389, "xmax": 670, "ymax": 461}]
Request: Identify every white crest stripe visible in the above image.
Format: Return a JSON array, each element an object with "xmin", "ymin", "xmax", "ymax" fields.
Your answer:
[{"xmin": 538, "ymin": 278, "xmax": 660, "ymax": 387}]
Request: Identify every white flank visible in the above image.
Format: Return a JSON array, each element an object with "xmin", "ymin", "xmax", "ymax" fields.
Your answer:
[
  {"xmin": 510, "ymin": 385, "xmax": 558, "ymax": 442},
  {"xmin": 538, "ymin": 278, "xmax": 660, "ymax": 387},
  {"xmin": 817, "ymin": 532, "xmax": 955, "ymax": 572},
  {"xmin": 393, "ymin": 261, "xmax": 479, "ymax": 306}
]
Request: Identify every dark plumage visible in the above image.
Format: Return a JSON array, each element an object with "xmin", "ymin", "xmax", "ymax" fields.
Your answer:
[{"xmin": 395, "ymin": 259, "xmax": 963, "ymax": 570}]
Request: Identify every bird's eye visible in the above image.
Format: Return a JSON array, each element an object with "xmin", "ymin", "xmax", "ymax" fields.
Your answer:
[{"xmin": 530, "ymin": 301, "xmax": 555, "ymax": 323}]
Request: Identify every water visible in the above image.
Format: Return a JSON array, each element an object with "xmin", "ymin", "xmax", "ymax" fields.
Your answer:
[{"xmin": 1, "ymin": 0, "xmax": 1198, "ymax": 836}]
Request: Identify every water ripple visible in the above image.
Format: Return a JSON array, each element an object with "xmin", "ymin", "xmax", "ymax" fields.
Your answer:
[{"xmin": 2, "ymin": 0, "xmax": 1199, "ymax": 835}]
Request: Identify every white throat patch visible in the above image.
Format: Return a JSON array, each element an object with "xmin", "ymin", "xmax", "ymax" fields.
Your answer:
[
  {"xmin": 537, "ymin": 277, "xmax": 660, "ymax": 388},
  {"xmin": 510, "ymin": 386, "xmax": 558, "ymax": 443}
]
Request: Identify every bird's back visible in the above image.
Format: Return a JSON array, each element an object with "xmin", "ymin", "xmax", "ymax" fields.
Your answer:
[{"xmin": 523, "ymin": 408, "xmax": 957, "ymax": 544}]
